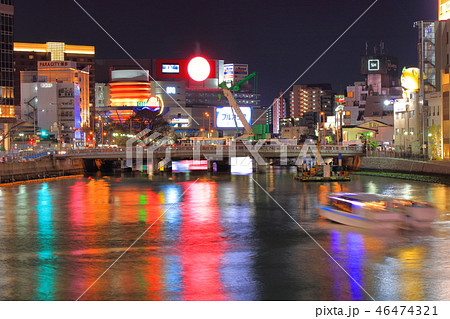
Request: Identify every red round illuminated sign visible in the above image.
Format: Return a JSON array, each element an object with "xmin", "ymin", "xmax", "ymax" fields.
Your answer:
[{"xmin": 188, "ymin": 57, "xmax": 211, "ymax": 82}]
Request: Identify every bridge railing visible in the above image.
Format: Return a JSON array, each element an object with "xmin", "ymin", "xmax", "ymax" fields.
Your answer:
[{"xmin": 60, "ymin": 144, "xmax": 364, "ymax": 158}]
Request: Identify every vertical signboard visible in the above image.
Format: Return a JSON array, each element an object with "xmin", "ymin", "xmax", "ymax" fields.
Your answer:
[{"xmin": 440, "ymin": 0, "xmax": 450, "ymax": 21}]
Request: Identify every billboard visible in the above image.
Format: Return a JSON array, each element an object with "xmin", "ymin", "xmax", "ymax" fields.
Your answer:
[
  {"xmin": 216, "ymin": 106, "xmax": 251, "ymax": 128},
  {"xmin": 223, "ymin": 63, "xmax": 248, "ymax": 83},
  {"xmin": 155, "ymin": 59, "xmax": 216, "ymax": 80},
  {"xmin": 361, "ymin": 56, "xmax": 398, "ymax": 76},
  {"xmin": 440, "ymin": 0, "xmax": 450, "ymax": 21},
  {"xmin": 162, "ymin": 64, "xmax": 180, "ymax": 74},
  {"xmin": 394, "ymin": 99, "xmax": 406, "ymax": 113}
]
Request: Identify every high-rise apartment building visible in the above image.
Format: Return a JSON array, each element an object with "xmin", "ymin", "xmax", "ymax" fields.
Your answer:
[
  {"xmin": 271, "ymin": 92, "xmax": 288, "ymax": 134},
  {"xmin": 0, "ymin": 0, "xmax": 14, "ymax": 123},
  {"xmin": 288, "ymin": 84, "xmax": 333, "ymax": 118}
]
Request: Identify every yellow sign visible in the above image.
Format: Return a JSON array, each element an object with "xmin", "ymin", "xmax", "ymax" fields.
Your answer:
[
  {"xmin": 401, "ymin": 67, "xmax": 420, "ymax": 92},
  {"xmin": 439, "ymin": 0, "xmax": 450, "ymax": 21}
]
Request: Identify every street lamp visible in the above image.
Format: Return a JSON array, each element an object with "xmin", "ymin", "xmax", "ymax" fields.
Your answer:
[
  {"xmin": 204, "ymin": 112, "xmax": 211, "ymax": 137},
  {"xmin": 320, "ymin": 112, "xmax": 326, "ymax": 144},
  {"xmin": 338, "ymin": 110, "xmax": 343, "ymax": 144}
]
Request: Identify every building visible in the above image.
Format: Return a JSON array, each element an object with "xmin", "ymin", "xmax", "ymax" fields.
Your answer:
[
  {"xmin": 271, "ymin": 92, "xmax": 288, "ymax": 134},
  {"xmin": 20, "ymin": 61, "xmax": 90, "ymax": 147},
  {"xmin": 95, "ymin": 57, "xmax": 262, "ymax": 137},
  {"xmin": 434, "ymin": 10, "xmax": 450, "ymax": 159},
  {"xmin": 393, "ymin": 67, "xmax": 421, "ymax": 153},
  {"xmin": 289, "ymin": 84, "xmax": 332, "ymax": 118},
  {"xmin": 14, "ymin": 42, "xmax": 95, "ymax": 112},
  {"xmin": 0, "ymin": 0, "xmax": 14, "ymax": 151},
  {"xmin": 0, "ymin": 0, "xmax": 14, "ymax": 121}
]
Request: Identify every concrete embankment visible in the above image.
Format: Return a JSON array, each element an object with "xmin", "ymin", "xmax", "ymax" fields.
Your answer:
[
  {"xmin": 0, "ymin": 156, "xmax": 84, "ymax": 184},
  {"xmin": 356, "ymin": 157, "xmax": 450, "ymax": 184},
  {"xmin": 359, "ymin": 157, "xmax": 450, "ymax": 175}
]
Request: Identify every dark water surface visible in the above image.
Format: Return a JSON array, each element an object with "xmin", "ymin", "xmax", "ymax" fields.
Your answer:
[{"xmin": 0, "ymin": 168, "xmax": 449, "ymax": 301}]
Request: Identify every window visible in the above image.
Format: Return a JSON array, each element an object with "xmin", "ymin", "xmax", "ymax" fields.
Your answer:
[
  {"xmin": 409, "ymin": 128, "xmax": 414, "ymax": 135},
  {"xmin": 402, "ymin": 128, "xmax": 406, "ymax": 135},
  {"xmin": 410, "ymin": 110, "xmax": 415, "ymax": 118},
  {"xmin": 396, "ymin": 128, "xmax": 400, "ymax": 135}
]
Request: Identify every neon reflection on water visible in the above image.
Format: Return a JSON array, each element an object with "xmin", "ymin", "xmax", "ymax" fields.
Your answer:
[
  {"xmin": 345, "ymin": 232, "xmax": 365, "ymax": 300},
  {"xmin": 36, "ymin": 183, "xmax": 56, "ymax": 300},
  {"xmin": 161, "ymin": 185, "xmax": 183, "ymax": 299},
  {"xmin": 179, "ymin": 181, "xmax": 227, "ymax": 300},
  {"xmin": 330, "ymin": 230, "xmax": 365, "ymax": 300}
]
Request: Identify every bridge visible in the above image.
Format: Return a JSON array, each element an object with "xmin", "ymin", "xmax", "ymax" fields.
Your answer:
[{"xmin": 60, "ymin": 143, "xmax": 364, "ymax": 173}]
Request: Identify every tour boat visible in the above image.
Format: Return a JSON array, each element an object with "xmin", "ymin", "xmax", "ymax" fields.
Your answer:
[{"xmin": 316, "ymin": 193, "xmax": 437, "ymax": 230}]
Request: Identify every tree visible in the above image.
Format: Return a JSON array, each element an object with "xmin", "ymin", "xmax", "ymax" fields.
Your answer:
[
  {"xmin": 359, "ymin": 131, "xmax": 378, "ymax": 151},
  {"xmin": 428, "ymin": 124, "xmax": 442, "ymax": 160}
]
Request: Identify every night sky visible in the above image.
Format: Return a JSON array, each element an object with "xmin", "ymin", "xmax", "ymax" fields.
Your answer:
[{"xmin": 15, "ymin": 0, "xmax": 437, "ymax": 106}]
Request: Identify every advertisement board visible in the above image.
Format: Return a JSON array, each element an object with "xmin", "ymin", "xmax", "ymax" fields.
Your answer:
[
  {"xmin": 155, "ymin": 59, "xmax": 216, "ymax": 80},
  {"xmin": 216, "ymin": 106, "xmax": 251, "ymax": 128},
  {"xmin": 440, "ymin": 0, "xmax": 450, "ymax": 21},
  {"xmin": 162, "ymin": 64, "xmax": 180, "ymax": 74},
  {"xmin": 223, "ymin": 64, "xmax": 248, "ymax": 83},
  {"xmin": 394, "ymin": 99, "xmax": 406, "ymax": 113}
]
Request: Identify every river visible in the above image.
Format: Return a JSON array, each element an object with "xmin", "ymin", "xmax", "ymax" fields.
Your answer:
[{"xmin": 0, "ymin": 168, "xmax": 449, "ymax": 300}]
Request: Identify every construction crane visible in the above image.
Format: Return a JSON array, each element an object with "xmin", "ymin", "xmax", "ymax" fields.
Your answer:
[{"xmin": 218, "ymin": 72, "xmax": 257, "ymax": 139}]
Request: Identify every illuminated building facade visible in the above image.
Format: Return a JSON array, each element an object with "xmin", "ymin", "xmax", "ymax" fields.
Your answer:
[
  {"xmin": 289, "ymin": 84, "xmax": 332, "ymax": 118},
  {"xmin": 20, "ymin": 61, "xmax": 90, "ymax": 146},
  {"xmin": 14, "ymin": 42, "xmax": 95, "ymax": 110},
  {"xmin": 95, "ymin": 58, "xmax": 262, "ymax": 136},
  {"xmin": 435, "ymin": 19, "xmax": 450, "ymax": 159},
  {"xmin": 0, "ymin": 0, "xmax": 14, "ymax": 123},
  {"xmin": 288, "ymin": 84, "xmax": 333, "ymax": 130},
  {"xmin": 414, "ymin": 12, "xmax": 450, "ymax": 158},
  {"xmin": 271, "ymin": 93, "xmax": 288, "ymax": 134}
]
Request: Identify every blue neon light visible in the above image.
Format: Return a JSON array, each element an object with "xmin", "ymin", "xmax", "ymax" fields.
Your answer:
[{"xmin": 316, "ymin": 206, "xmax": 369, "ymax": 221}]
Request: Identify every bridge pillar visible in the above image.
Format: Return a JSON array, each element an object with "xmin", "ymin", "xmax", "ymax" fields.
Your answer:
[
  {"xmin": 207, "ymin": 160, "xmax": 214, "ymax": 172},
  {"xmin": 215, "ymin": 160, "xmax": 230, "ymax": 172},
  {"xmin": 147, "ymin": 160, "xmax": 159, "ymax": 175},
  {"xmin": 252, "ymin": 158, "xmax": 267, "ymax": 174},
  {"xmin": 159, "ymin": 160, "xmax": 172, "ymax": 173}
]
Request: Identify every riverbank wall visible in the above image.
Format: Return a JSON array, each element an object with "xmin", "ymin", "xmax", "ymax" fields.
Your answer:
[
  {"xmin": 359, "ymin": 157, "xmax": 450, "ymax": 176},
  {"xmin": 0, "ymin": 156, "xmax": 84, "ymax": 184}
]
